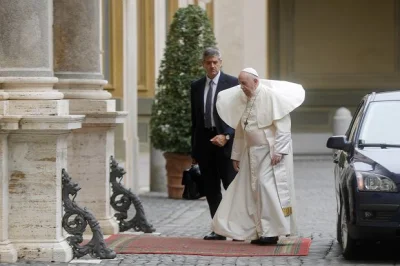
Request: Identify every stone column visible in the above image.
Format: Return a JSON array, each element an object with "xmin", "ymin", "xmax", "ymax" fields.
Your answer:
[
  {"xmin": 53, "ymin": 0, "xmax": 125, "ymax": 235},
  {"xmin": 333, "ymin": 107, "xmax": 352, "ymax": 136},
  {"xmin": 8, "ymin": 118, "xmax": 83, "ymax": 262},
  {"xmin": 0, "ymin": 0, "xmax": 84, "ymax": 262},
  {"xmin": 53, "ymin": 0, "xmax": 102, "ymax": 80},
  {"xmin": 0, "ymin": 127, "xmax": 18, "ymax": 262},
  {"xmin": 214, "ymin": 0, "xmax": 267, "ymax": 76},
  {"xmin": 123, "ymin": 0, "xmax": 139, "ymax": 193},
  {"xmin": 0, "ymin": 0, "xmax": 64, "ymax": 121},
  {"xmin": 150, "ymin": 147, "xmax": 167, "ymax": 192},
  {"xmin": 150, "ymin": 0, "xmax": 167, "ymax": 192},
  {"xmin": 0, "ymin": 0, "xmax": 53, "ymax": 78}
]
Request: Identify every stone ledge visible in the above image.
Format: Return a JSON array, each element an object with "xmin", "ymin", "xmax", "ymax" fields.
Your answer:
[
  {"xmin": 0, "ymin": 77, "xmax": 58, "ymax": 85},
  {"xmin": 0, "ymin": 77, "xmax": 63, "ymax": 100},
  {"xmin": 55, "ymin": 79, "xmax": 111, "ymax": 100},
  {"xmin": 0, "ymin": 240, "xmax": 17, "ymax": 263},
  {"xmin": 69, "ymin": 99, "xmax": 116, "ymax": 113},
  {"xmin": 12, "ymin": 240, "xmax": 73, "ymax": 262},
  {"xmin": 0, "ymin": 115, "xmax": 21, "ymax": 130},
  {"xmin": 6, "ymin": 99, "xmax": 69, "ymax": 116},
  {"xmin": 18, "ymin": 115, "xmax": 85, "ymax": 131},
  {"xmin": 83, "ymin": 111, "xmax": 128, "ymax": 124},
  {"xmin": 56, "ymin": 78, "xmax": 108, "ymax": 86}
]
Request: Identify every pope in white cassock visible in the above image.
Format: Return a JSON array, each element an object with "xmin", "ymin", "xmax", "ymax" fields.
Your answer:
[{"xmin": 211, "ymin": 67, "xmax": 305, "ymax": 245}]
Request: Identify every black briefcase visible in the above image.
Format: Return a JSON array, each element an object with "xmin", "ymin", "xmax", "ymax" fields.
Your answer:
[{"xmin": 182, "ymin": 164, "xmax": 205, "ymax": 200}]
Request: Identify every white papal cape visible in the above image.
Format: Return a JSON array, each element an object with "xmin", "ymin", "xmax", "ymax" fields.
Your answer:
[{"xmin": 211, "ymin": 79, "xmax": 305, "ymax": 240}]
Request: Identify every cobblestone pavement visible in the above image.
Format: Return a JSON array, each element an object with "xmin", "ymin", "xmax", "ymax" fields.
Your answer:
[{"xmin": 2, "ymin": 156, "xmax": 400, "ymax": 265}]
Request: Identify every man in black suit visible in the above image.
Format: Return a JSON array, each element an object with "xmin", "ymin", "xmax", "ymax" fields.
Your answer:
[{"xmin": 190, "ymin": 47, "xmax": 239, "ymax": 240}]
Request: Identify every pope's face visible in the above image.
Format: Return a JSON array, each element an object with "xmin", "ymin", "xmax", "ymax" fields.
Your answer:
[
  {"xmin": 203, "ymin": 56, "xmax": 222, "ymax": 79},
  {"xmin": 239, "ymin": 72, "xmax": 258, "ymax": 97}
]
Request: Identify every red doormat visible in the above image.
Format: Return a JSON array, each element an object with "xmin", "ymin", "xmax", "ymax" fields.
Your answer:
[{"xmin": 104, "ymin": 234, "xmax": 311, "ymax": 256}]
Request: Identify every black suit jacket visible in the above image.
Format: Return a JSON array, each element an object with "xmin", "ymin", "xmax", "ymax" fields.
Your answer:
[{"xmin": 190, "ymin": 72, "xmax": 239, "ymax": 160}]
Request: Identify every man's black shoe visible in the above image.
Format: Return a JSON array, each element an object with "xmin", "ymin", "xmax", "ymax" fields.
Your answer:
[
  {"xmin": 203, "ymin": 232, "xmax": 226, "ymax": 240},
  {"xmin": 250, "ymin": 236, "xmax": 279, "ymax": 245}
]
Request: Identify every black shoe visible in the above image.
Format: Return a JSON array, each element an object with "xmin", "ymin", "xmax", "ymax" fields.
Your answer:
[
  {"xmin": 203, "ymin": 232, "xmax": 226, "ymax": 240},
  {"xmin": 250, "ymin": 236, "xmax": 279, "ymax": 245}
]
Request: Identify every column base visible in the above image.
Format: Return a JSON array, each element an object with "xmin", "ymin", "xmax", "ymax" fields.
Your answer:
[
  {"xmin": 84, "ymin": 217, "xmax": 119, "ymax": 236},
  {"xmin": 0, "ymin": 241, "xmax": 17, "ymax": 263},
  {"xmin": 14, "ymin": 239, "xmax": 73, "ymax": 262}
]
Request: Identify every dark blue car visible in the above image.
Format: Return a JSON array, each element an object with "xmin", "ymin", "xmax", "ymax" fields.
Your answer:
[{"xmin": 326, "ymin": 91, "xmax": 400, "ymax": 259}]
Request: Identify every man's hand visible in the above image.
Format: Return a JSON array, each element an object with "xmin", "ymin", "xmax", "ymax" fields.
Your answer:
[
  {"xmin": 210, "ymin": 134, "xmax": 228, "ymax": 147},
  {"xmin": 233, "ymin": 160, "xmax": 240, "ymax": 172},
  {"xmin": 271, "ymin": 154, "xmax": 283, "ymax": 166}
]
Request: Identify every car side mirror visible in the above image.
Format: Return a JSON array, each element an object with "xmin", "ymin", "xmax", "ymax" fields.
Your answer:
[{"xmin": 326, "ymin": 135, "xmax": 351, "ymax": 152}]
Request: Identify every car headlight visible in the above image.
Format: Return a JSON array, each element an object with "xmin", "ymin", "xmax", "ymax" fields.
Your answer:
[{"xmin": 356, "ymin": 172, "xmax": 397, "ymax": 192}]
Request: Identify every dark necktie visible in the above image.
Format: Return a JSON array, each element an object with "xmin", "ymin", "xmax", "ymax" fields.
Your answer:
[{"xmin": 204, "ymin": 80, "xmax": 213, "ymax": 128}]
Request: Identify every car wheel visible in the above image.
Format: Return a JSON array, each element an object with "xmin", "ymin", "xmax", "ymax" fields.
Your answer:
[{"xmin": 340, "ymin": 203, "xmax": 357, "ymax": 259}]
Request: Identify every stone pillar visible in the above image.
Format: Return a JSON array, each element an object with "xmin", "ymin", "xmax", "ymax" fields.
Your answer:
[
  {"xmin": 333, "ymin": 107, "xmax": 352, "ymax": 135},
  {"xmin": 154, "ymin": 0, "xmax": 167, "ymax": 79},
  {"xmin": 8, "ymin": 118, "xmax": 83, "ymax": 262},
  {"xmin": 65, "ymin": 113, "xmax": 125, "ymax": 236},
  {"xmin": 53, "ymin": 0, "xmax": 125, "ymax": 235},
  {"xmin": 53, "ymin": 0, "xmax": 102, "ymax": 80},
  {"xmin": 123, "ymin": 0, "xmax": 140, "ymax": 193},
  {"xmin": 0, "ymin": 129, "xmax": 17, "ymax": 262},
  {"xmin": 150, "ymin": 0, "xmax": 167, "ymax": 192},
  {"xmin": 0, "ymin": 0, "xmax": 84, "ymax": 262},
  {"xmin": 0, "ymin": 0, "xmax": 53, "ymax": 78},
  {"xmin": 214, "ymin": 0, "xmax": 267, "ymax": 76},
  {"xmin": 178, "ymin": 0, "xmax": 193, "ymax": 7},
  {"xmin": 150, "ymin": 147, "xmax": 167, "ymax": 192}
]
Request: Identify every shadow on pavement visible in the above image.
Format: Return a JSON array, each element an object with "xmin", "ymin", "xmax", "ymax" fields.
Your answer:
[{"xmin": 342, "ymin": 240, "xmax": 400, "ymax": 262}]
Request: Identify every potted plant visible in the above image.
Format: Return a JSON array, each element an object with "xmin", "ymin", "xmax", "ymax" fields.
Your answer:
[{"xmin": 150, "ymin": 5, "xmax": 216, "ymax": 198}]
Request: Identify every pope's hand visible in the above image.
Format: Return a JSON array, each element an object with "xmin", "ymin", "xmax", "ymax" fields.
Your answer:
[
  {"xmin": 233, "ymin": 160, "xmax": 240, "ymax": 172},
  {"xmin": 210, "ymin": 135, "xmax": 227, "ymax": 147},
  {"xmin": 271, "ymin": 154, "xmax": 283, "ymax": 166}
]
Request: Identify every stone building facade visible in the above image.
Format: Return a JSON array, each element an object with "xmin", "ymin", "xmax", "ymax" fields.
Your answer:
[
  {"xmin": 135, "ymin": 0, "xmax": 400, "ymax": 156},
  {"xmin": 0, "ymin": 0, "xmax": 399, "ymax": 262},
  {"xmin": 0, "ymin": 0, "xmax": 128, "ymax": 262},
  {"xmin": 133, "ymin": 0, "xmax": 400, "ymax": 191}
]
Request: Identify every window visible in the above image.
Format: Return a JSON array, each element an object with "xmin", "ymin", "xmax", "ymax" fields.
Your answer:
[
  {"xmin": 358, "ymin": 101, "xmax": 400, "ymax": 145},
  {"xmin": 347, "ymin": 101, "xmax": 365, "ymax": 141}
]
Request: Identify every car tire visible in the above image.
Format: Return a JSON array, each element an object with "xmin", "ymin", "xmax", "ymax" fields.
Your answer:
[
  {"xmin": 340, "ymin": 202, "xmax": 357, "ymax": 259},
  {"xmin": 336, "ymin": 207, "xmax": 342, "ymax": 244}
]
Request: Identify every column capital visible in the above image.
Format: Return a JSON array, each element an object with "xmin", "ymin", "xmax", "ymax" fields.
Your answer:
[{"xmin": 83, "ymin": 111, "xmax": 128, "ymax": 125}]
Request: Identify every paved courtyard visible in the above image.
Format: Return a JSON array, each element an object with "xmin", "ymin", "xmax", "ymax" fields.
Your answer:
[{"xmin": 2, "ymin": 156, "xmax": 400, "ymax": 265}]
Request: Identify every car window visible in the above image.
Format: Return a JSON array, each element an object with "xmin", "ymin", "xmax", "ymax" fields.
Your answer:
[
  {"xmin": 358, "ymin": 101, "xmax": 400, "ymax": 145},
  {"xmin": 346, "ymin": 100, "xmax": 365, "ymax": 141}
]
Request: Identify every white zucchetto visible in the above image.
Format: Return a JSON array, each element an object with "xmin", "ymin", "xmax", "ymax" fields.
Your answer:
[{"xmin": 241, "ymin": 67, "xmax": 259, "ymax": 77}]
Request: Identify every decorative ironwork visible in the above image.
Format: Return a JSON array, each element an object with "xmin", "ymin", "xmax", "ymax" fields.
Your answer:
[
  {"xmin": 61, "ymin": 169, "xmax": 116, "ymax": 259},
  {"xmin": 110, "ymin": 156, "xmax": 155, "ymax": 233}
]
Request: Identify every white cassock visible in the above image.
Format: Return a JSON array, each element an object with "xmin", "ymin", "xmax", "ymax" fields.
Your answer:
[{"xmin": 211, "ymin": 79, "xmax": 305, "ymax": 240}]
